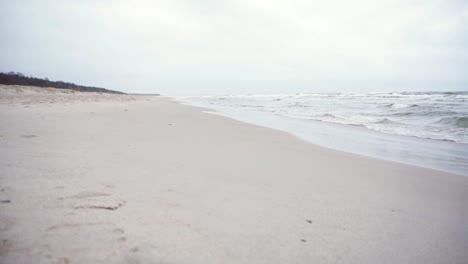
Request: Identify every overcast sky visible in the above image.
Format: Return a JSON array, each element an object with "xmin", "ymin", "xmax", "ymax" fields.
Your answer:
[{"xmin": 1, "ymin": 0, "xmax": 467, "ymax": 95}]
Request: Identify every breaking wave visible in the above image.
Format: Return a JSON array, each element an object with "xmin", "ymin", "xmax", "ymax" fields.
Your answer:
[{"xmin": 183, "ymin": 91, "xmax": 468, "ymax": 143}]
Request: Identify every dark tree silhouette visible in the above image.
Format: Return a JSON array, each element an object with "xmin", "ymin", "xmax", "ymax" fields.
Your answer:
[{"xmin": 0, "ymin": 72, "xmax": 125, "ymax": 94}]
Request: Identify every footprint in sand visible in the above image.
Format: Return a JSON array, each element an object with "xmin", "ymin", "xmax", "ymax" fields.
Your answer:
[
  {"xmin": 56, "ymin": 257, "xmax": 70, "ymax": 264},
  {"xmin": 112, "ymin": 228, "xmax": 127, "ymax": 243},
  {"xmin": 0, "ymin": 187, "xmax": 13, "ymax": 205},
  {"xmin": 0, "ymin": 239, "xmax": 13, "ymax": 256},
  {"xmin": 59, "ymin": 191, "xmax": 125, "ymax": 210},
  {"xmin": 21, "ymin": 134, "xmax": 38, "ymax": 138}
]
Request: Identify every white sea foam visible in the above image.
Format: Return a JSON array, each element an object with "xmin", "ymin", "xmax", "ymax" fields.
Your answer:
[
  {"xmin": 177, "ymin": 92, "xmax": 468, "ymax": 176},
  {"xmin": 182, "ymin": 92, "xmax": 468, "ymax": 144}
]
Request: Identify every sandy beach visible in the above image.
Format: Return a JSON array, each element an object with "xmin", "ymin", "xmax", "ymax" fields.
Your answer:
[{"xmin": 1, "ymin": 85, "xmax": 467, "ymax": 263}]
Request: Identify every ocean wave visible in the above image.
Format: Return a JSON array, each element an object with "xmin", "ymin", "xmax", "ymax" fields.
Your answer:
[
  {"xmin": 183, "ymin": 91, "xmax": 468, "ymax": 144},
  {"xmin": 375, "ymin": 118, "xmax": 396, "ymax": 124},
  {"xmin": 385, "ymin": 103, "xmax": 419, "ymax": 109},
  {"xmin": 458, "ymin": 117, "xmax": 468, "ymax": 128},
  {"xmin": 390, "ymin": 110, "xmax": 458, "ymax": 117},
  {"xmin": 436, "ymin": 116, "xmax": 468, "ymax": 128},
  {"xmin": 320, "ymin": 113, "xmax": 337, "ymax": 118}
]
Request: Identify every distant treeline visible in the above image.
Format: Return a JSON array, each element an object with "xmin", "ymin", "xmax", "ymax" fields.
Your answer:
[{"xmin": 0, "ymin": 72, "xmax": 125, "ymax": 94}]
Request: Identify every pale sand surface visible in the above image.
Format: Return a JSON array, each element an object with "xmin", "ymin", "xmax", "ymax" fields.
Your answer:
[{"xmin": 0, "ymin": 85, "xmax": 467, "ymax": 263}]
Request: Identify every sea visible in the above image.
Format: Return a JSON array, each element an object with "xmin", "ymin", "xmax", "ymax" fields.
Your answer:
[{"xmin": 177, "ymin": 92, "xmax": 468, "ymax": 176}]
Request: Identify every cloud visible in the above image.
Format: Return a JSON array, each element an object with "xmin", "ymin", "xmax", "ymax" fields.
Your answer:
[{"xmin": 1, "ymin": 0, "xmax": 467, "ymax": 94}]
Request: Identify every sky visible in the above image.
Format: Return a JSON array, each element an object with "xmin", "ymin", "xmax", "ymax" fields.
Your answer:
[{"xmin": 1, "ymin": 0, "xmax": 467, "ymax": 95}]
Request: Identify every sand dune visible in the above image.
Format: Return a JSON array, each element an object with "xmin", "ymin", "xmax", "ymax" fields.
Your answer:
[{"xmin": 0, "ymin": 85, "xmax": 467, "ymax": 263}]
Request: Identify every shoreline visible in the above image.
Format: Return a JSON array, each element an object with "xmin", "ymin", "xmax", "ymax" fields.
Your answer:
[
  {"xmin": 1, "ymin": 86, "xmax": 467, "ymax": 263},
  {"xmin": 176, "ymin": 98, "xmax": 468, "ymax": 177}
]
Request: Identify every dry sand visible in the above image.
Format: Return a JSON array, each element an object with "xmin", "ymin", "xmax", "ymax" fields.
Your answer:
[{"xmin": 0, "ymin": 85, "xmax": 467, "ymax": 263}]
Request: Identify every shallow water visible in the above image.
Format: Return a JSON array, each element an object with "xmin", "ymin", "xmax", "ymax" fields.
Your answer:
[
  {"xmin": 178, "ymin": 93, "xmax": 468, "ymax": 176},
  {"xmin": 183, "ymin": 92, "xmax": 468, "ymax": 143}
]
